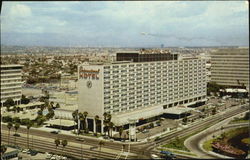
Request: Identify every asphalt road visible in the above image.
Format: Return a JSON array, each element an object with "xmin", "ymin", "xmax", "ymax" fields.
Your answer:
[
  {"xmin": 185, "ymin": 115, "xmax": 249, "ymax": 158},
  {"xmin": 1, "ymin": 103, "xmax": 248, "ymax": 159}
]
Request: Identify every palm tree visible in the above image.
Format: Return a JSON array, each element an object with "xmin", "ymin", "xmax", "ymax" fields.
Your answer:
[
  {"xmin": 94, "ymin": 115, "xmax": 100, "ymax": 135},
  {"xmin": 107, "ymin": 114, "xmax": 112, "ymax": 137},
  {"xmin": 83, "ymin": 111, "xmax": 88, "ymax": 132},
  {"xmin": 1, "ymin": 145, "xmax": 7, "ymax": 155},
  {"xmin": 103, "ymin": 112, "xmax": 111, "ymax": 136},
  {"xmin": 72, "ymin": 110, "xmax": 78, "ymax": 134},
  {"xmin": 14, "ymin": 123, "xmax": 20, "ymax": 146},
  {"xmin": 103, "ymin": 112, "xmax": 108, "ymax": 136},
  {"xmin": 78, "ymin": 113, "xmax": 84, "ymax": 133},
  {"xmin": 50, "ymin": 101, "xmax": 54, "ymax": 109},
  {"xmin": 26, "ymin": 120, "xmax": 33, "ymax": 149},
  {"xmin": 7, "ymin": 122, "xmax": 13, "ymax": 145},
  {"xmin": 56, "ymin": 103, "xmax": 60, "ymax": 109},
  {"xmin": 61, "ymin": 139, "xmax": 68, "ymax": 156},
  {"xmin": 98, "ymin": 140, "xmax": 105, "ymax": 152},
  {"xmin": 54, "ymin": 138, "xmax": 60, "ymax": 154},
  {"xmin": 108, "ymin": 122, "xmax": 114, "ymax": 137},
  {"xmin": 119, "ymin": 127, "xmax": 124, "ymax": 139}
]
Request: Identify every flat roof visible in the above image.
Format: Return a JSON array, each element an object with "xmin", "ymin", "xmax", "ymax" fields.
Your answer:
[
  {"xmin": 46, "ymin": 119, "xmax": 75, "ymax": 127},
  {"xmin": 112, "ymin": 104, "xmax": 163, "ymax": 126},
  {"xmin": 220, "ymin": 88, "xmax": 247, "ymax": 93},
  {"xmin": 3, "ymin": 110, "xmax": 37, "ymax": 120},
  {"xmin": 16, "ymin": 102, "xmax": 45, "ymax": 108},
  {"xmin": 164, "ymin": 106, "xmax": 193, "ymax": 115},
  {"xmin": 0, "ymin": 64, "xmax": 23, "ymax": 68}
]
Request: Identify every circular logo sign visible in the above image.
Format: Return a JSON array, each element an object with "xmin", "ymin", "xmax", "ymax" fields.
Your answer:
[{"xmin": 87, "ymin": 81, "xmax": 92, "ymax": 88}]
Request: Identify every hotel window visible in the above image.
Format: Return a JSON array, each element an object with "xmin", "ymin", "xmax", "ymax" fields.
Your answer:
[{"xmin": 104, "ymin": 66, "xmax": 110, "ymax": 69}]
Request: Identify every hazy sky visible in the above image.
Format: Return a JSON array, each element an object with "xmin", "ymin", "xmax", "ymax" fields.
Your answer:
[{"xmin": 1, "ymin": 1, "xmax": 249, "ymax": 47}]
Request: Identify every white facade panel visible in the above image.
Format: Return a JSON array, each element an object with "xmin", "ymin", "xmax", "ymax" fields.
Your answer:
[{"xmin": 78, "ymin": 65, "xmax": 104, "ymax": 119}]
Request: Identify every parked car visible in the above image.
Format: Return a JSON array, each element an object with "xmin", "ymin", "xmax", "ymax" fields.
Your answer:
[
  {"xmin": 142, "ymin": 129, "xmax": 149, "ymax": 133},
  {"xmin": 50, "ymin": 130, "xmax": 59, "ymax": 134}
]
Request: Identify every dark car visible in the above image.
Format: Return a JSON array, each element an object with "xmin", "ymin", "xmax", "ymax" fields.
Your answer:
[{"xmin": 50, "ymin": 131, "xmax": 59, "ymax": 134}]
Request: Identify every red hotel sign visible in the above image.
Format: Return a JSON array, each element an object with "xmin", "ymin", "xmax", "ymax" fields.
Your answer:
[{"xmin": 79, "ymin": 67, "xmax": 100, "ymax": 79}]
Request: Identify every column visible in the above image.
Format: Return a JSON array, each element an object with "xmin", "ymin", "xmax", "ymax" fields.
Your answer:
[
  {"xmin": 101, "ymin": 120, "xmax": 104, "ymax": 134},
  {"xmin": 78, "ymin": 118, "xmax": 80, "ymax": 133},
  {"xmin": 93, "ymin": 119, "xmax": 96, "ymax": 133}
]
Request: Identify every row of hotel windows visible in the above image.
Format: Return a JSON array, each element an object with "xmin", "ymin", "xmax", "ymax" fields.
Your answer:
[
  {"xmin": 1, "ymin": 91, "xmax": 22, "ymax": 96},
  {"xmin": 103, "ymin": 79, "xmax": 206, "ymax": 87},
  {"xmin": 1, "ymin": 84, "xmax": 22, "ymax": 88},
  {"xmin": 104, "ymin": 75, "xmax": 206, "ymax": 80},
  {"xmin": 1, "ymin": 88, "xmax": 22, "ymax": 92},
  {"xmin": 1, "ymin": 96, "xmax": 21, "ymax": 101},
  {"xmin": 1, "ymin": 80, "xmax": 22, "ymax": 83},
  {"xmin": 104, "ymin": 67, "xmax": 205, "ymax": 74},
  {"xmin": 1, "ymin": 75, "xmax": 22, "ymax": 78},
  {"xmin": 104, "ymin": 89, "xmax": 206, "ymax": 100},
  {"xmin": 103, "ymin": 71, "xmax": 205, "ymax": 77},
  {"xmin": 103, "ymin": 85, "xmax": 206, "ymax": 93},
  {"xmin": 104, "ymin": 60, "xmax": 205, "ymax": 69},
  {"xmin": 104, "ymin": 66, "xmax": 205, "ymax": 72},
  {"xmin": 104, "ymin": 95, "xmax": 206, "ymax": 113},
  {"xmin": 104, "ymin": 83, "xmax": 207, "ymax": 89},
  {"xmin": 104, "ymin": 92, "xmax": 206, "ymax": 104}
]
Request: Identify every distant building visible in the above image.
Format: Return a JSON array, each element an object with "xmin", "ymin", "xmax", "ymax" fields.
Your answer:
[
  {"xmin": 77, "ymin": 51, "xmax": 207, "ymax": 134},
  {"xmin": 0, "ymin": 64, "xmax": 23, "ymax": 106},
  {"xmin": 210, "ymin": 48, "xmax": 249, "ymax": 90},
  {"xmin": 116, "ymin": 49, "xmax": 178, "ymax": 62}
]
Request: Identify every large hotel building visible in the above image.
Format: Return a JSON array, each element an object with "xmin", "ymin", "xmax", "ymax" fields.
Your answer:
[
  {"xmin": 78, "ymin": 50, "xmax": 207, "ymax": 133},
  {"xmin": 210, "ymin": 48, "xmax": 249, "ymax": 90},
  {"xmin": 0, "ymin": 65, "xmax": 23, "ymax": 106}
]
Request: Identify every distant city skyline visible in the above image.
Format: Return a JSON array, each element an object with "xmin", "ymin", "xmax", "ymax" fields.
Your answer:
[{"xmin": 1, "ymin": 1, "xmax": 249, "ymax": 47}]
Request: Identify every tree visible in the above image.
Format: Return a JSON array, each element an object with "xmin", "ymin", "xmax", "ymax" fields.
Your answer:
[
  {"xmin": 94, "ymin": 115, "xmax": 100, "ymax": 135},
  {"xmin": 119, "ymin": 127, "xmax": 124, "ymax": 139},
  {"xmin": 182, "ymin": 116, "xmax": 188, "ymax": 125},
  {"xmin": 56, "ymin": 103, "xmax": 60, "ymax": 109},
  {"xmin": 72, "ymin": 110, "xmax": 78, "ymax": 134},
  {"xmin": 21, "ymin": 95, "xmax": 30, "ymax": 104},
  {"xmin": 103, "ymin": 112, "xmax": 108, "ymax": 136},
  {"xmin": 212, "ymin": 108, "xmax": 217, "ymax": 115},
  {"xmin": 103, "ymin": 112, "xmax": 112, "ymax": 136},
  {"xmin": 61, "ymin": 139, "xmax": 68, "ymax": 156},
  {"xmin": 54, "ymin": 138, "xmax": 60, "ymax": 154},
  {"xmin": 50, "ymin": 101, "xmax": 54, "ymax": 109},
  {"xmin": 244, "ymin": 112, "xmax": 250, "ymax": 120},
  {"xmin": 83, "ymin": 111, "xmax": 88, "ymax": 132},
  {"xmin": 46, "ymin": 110, "xmax": 55, "ymax": 120},
  {"xmin": 26, "ymin": 120, "xmax": 33, "ymax": 149},
  {"xmin": 14, "ymin": 123, "xmax": 20, "ymax": 145},
  {"xmin": 7, "ymin": 122, "xmax": 13, "ymax": 145},
  {"xmin": 98, "ymin": 140, "xmax": 105, "ymax": 152},
  {"xmin": 37, "ymin": 110, "xmax": 43, "ymax": 116},
  {"xmin": 108, "ymin": 122, "xmax": 114, "ymax": 137},
  {"xmin": 78, "ymin": 113, "xmax": 84, "ymax": 133},
  {"xmin": 0, "ymin": 145, "xmax": 7, "ymax": 155},
  {"xmin": 4, "ymin": 98, "xmax": 15, "ymax": 107},
  {"xmin": 13, "ymin": 117, "xmax": 20, "ymax": 124}
]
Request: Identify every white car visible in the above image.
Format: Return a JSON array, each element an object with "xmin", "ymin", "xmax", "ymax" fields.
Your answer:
[
  {"xmin": 22, "ymin": 149, "xmax": 29, "ymax": 153},
  {"xmin": 151, "ymin": 154, "xmax": 161, "ymax": 159}
]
